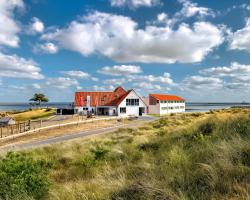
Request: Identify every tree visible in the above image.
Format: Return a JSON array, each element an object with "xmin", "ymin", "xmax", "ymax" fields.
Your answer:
[{"xmin": 30, "ymin": 93, "xmax": 49, "ymax": 106}]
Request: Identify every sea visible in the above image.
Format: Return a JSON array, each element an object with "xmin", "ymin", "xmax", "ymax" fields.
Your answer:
[
  {"xmin": 0, "ymin": 102, "xmax": 249, "ymax": 112},
  {"xmin": 0, "ymin": 102, "xmax": 73, "ymax": 112}
]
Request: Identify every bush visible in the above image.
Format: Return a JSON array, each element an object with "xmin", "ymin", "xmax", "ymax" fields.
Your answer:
[
  {"xmin": 138, "ymin": 142, "xmax": 160, "ymax": 151},
  {"xmin": 197, "ymin": 120, "xmax": 215, "ymax": 136},
  {"xmin": 240, "ymin": 147, "xmax": 250, "ymax": 167},
  {"xmin": 153, "ymin": 118, "xmax": 168, "ymax": 128},
  {"xmin": 0, "ymin": 152, "xmax": 50, "ymax": 200},
  {"xmin": 90, "ymin": 145, "xmax": 109, "ymax": 160}
]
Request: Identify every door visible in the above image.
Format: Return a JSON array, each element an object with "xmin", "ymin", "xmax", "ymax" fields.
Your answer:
[{"xmin": 139, "ymin": 107, "xmax": 144, "ymax": 116}]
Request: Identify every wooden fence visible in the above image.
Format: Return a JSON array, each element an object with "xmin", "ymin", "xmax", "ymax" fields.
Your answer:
[
  {"xmin": 0, "ymin": 116, "xmax": 122, "ymax": 139},
  {"xmin": 0, "ymin": 121, "xmax": 31, "ymax": 138}
]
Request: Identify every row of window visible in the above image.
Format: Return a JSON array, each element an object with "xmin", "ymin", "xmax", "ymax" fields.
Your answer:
[
  {"xmin": 126, "ymin": 99, "xmax": 139, "ymax": 106},
  {"xmin": 160, "ymin": 100, "xmax": 185, "ymax": 104},
  {"xmin": 161, "ymin": 106, "xmax": 185, "ymax": 110}
]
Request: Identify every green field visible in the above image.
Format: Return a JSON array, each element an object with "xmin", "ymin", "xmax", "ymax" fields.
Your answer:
[{"xmin": 0, "ymin": 109, "xmax": 249, "ymax": 200}]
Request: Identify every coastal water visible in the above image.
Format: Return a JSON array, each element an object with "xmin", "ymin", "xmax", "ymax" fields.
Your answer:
[
  {"xmin": 185, "ymin": 102, "xmax": 250, "ymax": 112},
  {"xmin": 0, "ymin": 102, "xmax": 73, "ymax": 111},
  {"xmin": 0, "ymin": 102, "xmax": 249, "ymax": 112}
]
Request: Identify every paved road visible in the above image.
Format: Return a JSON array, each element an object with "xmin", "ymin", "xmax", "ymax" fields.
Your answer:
[{"xmin": 0, "ymin": 116, "xmax": 157, "ymax": 152}]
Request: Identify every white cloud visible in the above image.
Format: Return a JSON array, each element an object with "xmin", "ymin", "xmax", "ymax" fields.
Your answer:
[
  {"xmin": 33, "ymin": 42, "xmax": 58, "ymax": 54},
  {"xmin": 135, "ymin": 72, "xmax": 173, "ymax": 85},
  {"xmin": 176, "ymin": 0, "xmax": 215, "ymax": 19},
  {"xmin": 61, "ymin": 70, "xmax": 90, "ymax": 79},
  {"xmin": 0, "ymin": 52, "xmax": 44, "ymax": 79},
  {"xmin": 42, "ymin": 11, "xmax": 224, "ymax": 64},
  {"xmin": 200, "ymin": 62, "xmax": 250, "ymax": 77},
  {"xmin": 0, "ymin": 0, "xmax": 24, "ymax": 47},
  {"xmin": 45, "ymin": 77, "xmax": 79, "ymax": 89},
  {"xmin": 110, "ymin": 0, "xmax": 160, "ymax": 8},
  {"xmin": 91, "ymin": 85, "xmax": 115, "ymax": 91},
  {"xmin": 61, "ymin": 70, "xmax": 98, "ymax": 81},
  {"xmin": 157, "ymin": 13, "xmax": 167, "ymax": 22},
  {"xmin": 199, "ymin": 62, "xmax": 250, "ymax": 90},
  {"xmin": 133, "ymin": 82, "xmax": 162, "ymax": 90},
  {"xmin": 183, "ymin": 75, "xmax": 223, "ymax": 90},
  {"xmin": 32, "ymin": 83, "xmax": 41, "ymax": 89},
  {"xmin": 229, "ymin": 18, "xmax": 250, "ymax": 52},
  {"xmin": 28, "ymin": 17, "xmax": 44, "ymax": 34},
  {"xmin": 98, "ymin": 65, "xmax": 142, "ymax": 76},
  {"xmin": 104, "ymin": 78, "xmax": 127, "ymax": 85},
  {"xmin": 100, "ymin": 72, "xmax": 174, "ymax": 93}
]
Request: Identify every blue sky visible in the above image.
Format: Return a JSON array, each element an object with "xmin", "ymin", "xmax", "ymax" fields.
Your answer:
[{"xmin": 1, "ymin": 0, "xmax": 250, "ymax": 102}]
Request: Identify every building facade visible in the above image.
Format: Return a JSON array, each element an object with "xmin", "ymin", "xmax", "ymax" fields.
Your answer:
[
  {"xmin": 148, "ymin": 94, "xmax": 185, "ymax": 115},
  {"xmin": 74, "ymin": 87, "xmax": 147, "ymax": 117}
]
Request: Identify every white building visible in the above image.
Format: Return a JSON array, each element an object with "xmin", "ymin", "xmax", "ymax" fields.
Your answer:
[
  {"xmin": 74, "ymin": 87, "xmax": 147, "ymax": 117},
  {"xmin": 148, "ymin": 94, "xmax": 185, "ymax": 115}
]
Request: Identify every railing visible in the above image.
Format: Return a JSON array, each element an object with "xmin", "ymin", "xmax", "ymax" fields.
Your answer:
[{"xmin": 0, "ymin": 116, "xmax": 121, "ymax": 140}]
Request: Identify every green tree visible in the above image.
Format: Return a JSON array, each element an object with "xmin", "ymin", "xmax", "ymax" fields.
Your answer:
[{"xmin": 30, "ymin": 93, "xmax": 49, "ymax": 106}]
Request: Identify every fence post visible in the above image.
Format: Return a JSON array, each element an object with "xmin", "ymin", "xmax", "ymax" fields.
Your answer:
[{"xmin": 1, "ymin": 127, "xmax": 2, "ymax": 138}]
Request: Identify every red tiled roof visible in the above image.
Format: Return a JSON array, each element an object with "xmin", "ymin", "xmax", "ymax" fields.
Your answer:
[
  {"xmin": 74, "ymin": 86, "xmax": 129, "ymax": 107},
  {"xmin": 150, "ymin": 94, "xmax": 185, "ymax": 101}
]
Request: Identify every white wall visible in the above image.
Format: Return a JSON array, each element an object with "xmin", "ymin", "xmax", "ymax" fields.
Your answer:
[
  {"xmin": 117, "ymin": 90, "xmax": 146, "ymax": 117},
  {"xmin": 148, "ymin": 101, "xmax": 185, "ymax": 115}
]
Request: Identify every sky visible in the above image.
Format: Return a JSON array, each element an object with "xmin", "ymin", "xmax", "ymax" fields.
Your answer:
[{"xmin": 1, "ymin": 0, "xmax": 250, "ymax": 102}]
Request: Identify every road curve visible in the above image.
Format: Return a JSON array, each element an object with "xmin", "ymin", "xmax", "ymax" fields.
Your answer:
[{"xmin": 0, "ymin": 116, "xmax": 157, "ymax": 152}]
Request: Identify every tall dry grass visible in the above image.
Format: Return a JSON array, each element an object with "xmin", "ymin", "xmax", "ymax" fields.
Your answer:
[{"xmin": 1, "ymin": 109, "xmax": 249, "ymax": 200}]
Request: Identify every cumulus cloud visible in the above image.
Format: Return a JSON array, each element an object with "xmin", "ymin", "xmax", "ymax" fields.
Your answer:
[
  {"xmin": 28, "ymin": 17, "xmax": 44, "ymax": 34},
  {"xmin": 33, "ymin": 42, "xmax": 58, "ymax": 54},
  {"xmin": 45, "ymin": 77, "xmax": 79, "ymax": 89},
  {"xmin": 183, "ymin": 75, "xmax": 223, "ymax": 90},
  {"xmin": 32, "ymin": 83, "xmax": 41, "ymax": 89},
  {"xmin": 0, "ymin": 52, "xmax": 44, "ymax": 79},
  {"xmin": 200, "ymin": 62, "xmax": 250, "ymax": 77},
  {"xmin": 199, "ymin": 62, "xmax": 250, "ymax": 90},
  {"xmin": 104, "ymin": 78, "xmax": 127, "ymax": 85},
  {"xmin": 176, "ymin": 0, "xmax": 215, "ymax": 19},
  {"xmin": 61, "ymin": 70, "xmax": 91, "ymax": 79},
  {"xmin": 229, "ymin": 18, "xmax": 250, "ymax": 52},
  {"xmin": 42, "ymin": 11, "xmax": 225, "ymax": 64},
  {"xmin": 98, "ymin": 65, "xmax": 142, "ymax": 76},
  {"xmin": 110, "ymin": 0, "xmax": 160, "ymax": 8},
  {"xmin": 99, "ymin": 72, "xmax": 174, "ymax": 93},
  {"xmin": 0, "ymin": 0, "xmax": 24, "ymax": 47},
  {"xmin": 134, "ymin": 72, "xmax": 173, "ymax": 84},
  {"xmin": 133, "ymin": 82, "xmax": 162, "ymax": 91}
]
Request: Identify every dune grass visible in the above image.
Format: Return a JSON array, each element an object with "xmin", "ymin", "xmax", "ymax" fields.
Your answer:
[
  {"xmin": 0, "ymin": 109, "xmax": 250, "ymax": 200},
  {"xmin": 12, "ymin": 108, "xmax": 56, "ymax": 121}
]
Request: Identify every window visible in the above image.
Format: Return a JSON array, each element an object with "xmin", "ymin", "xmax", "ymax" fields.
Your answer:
[
  {"xmin": 120, "ymin": 107, "xmax": 126, "ymax": 113},
  {"xmin": 161, "ymin": 107, "xmax": 168, "ymax": 110},
  {"xmin": 126, "ymin": 99, "xmax": 139, "ymax": 106}
]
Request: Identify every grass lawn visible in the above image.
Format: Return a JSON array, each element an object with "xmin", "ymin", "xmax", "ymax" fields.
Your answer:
[
  {"xmin": 0, "ymin": 108, "xmax": 249, "ymax": 200},
  {"xmin": 12, "ymin": 108, "xmax": 56, "ymax": 122}
]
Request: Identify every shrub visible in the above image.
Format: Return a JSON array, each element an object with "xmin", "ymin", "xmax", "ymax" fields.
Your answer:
[
  {"xmin": 138, "ymin": 142, "xmax": 160, "ymax": 152},
  {"xmin": 240, "ymin": 147, "xmax": 250, "ymax": 167},
  {"xmin": 197, "ymin": 120, "xmax": 215, "ymax": 136},
  {"xmin": 153, "ymin": 118, "xmax": 168, "ymax": 129},
  {"xmin": 0, "ymin": 152, "xmax": 49, "ymax": 200},
  {"xmin": 90, "ymin": 145, "xmax": 109, "ymax": 160}
]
